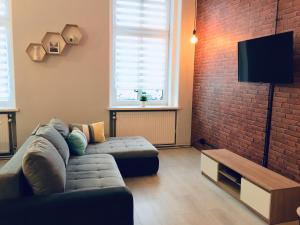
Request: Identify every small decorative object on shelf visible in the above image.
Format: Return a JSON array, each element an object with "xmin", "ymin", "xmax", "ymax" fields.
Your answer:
[
  {"xmin": 140, "ymin": 92, "xmax": 148, "ymax": 107},
  {"xmin": 49, "ymin": 41, "xmax": 60, "ymax": 54},
  {"xmin": 61, "ymin": 24, "xmax": 82, "ymax": 45},
  {"xmin": 26, "ymin": 43, "xmax": 47, "ymax": 62},
  {"xmin": 41, "ymin": 32, "xmax": 67, "ymax": 55}
]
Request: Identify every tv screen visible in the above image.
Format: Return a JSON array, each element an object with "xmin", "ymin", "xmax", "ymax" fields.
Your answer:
[{"xmin": 238, "ymin": 31, "xmax": 294, "ymax": 83}]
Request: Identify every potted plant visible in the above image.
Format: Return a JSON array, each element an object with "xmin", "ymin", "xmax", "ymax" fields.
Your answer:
[{"xmin": 140, "ymin": 92, "xmax": 148, "ymax": 107}]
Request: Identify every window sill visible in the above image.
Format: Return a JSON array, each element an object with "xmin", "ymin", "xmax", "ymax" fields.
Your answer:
[
  {"xmin": 0, "ymin": 108, "xmax": 19, "ymax": 113},
  {"xmin": 108, "ymin": 106, "xmax": 179, "ymax": 111}
]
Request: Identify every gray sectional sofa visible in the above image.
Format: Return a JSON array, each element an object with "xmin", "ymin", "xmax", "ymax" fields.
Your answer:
[{"xmin": 0, "ymin": 119, "xmax": 159, "ymax": 225}]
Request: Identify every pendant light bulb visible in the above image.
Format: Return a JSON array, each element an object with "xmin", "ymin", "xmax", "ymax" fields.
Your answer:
[{"xmin": 190, "ymin": 29, "xmax": 198, "ymax": 44}]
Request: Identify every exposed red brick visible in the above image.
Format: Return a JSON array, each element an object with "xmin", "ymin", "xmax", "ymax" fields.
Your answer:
[{"xmin": 192, "ymin": 0, "xmax": 300, "ymax": 182}]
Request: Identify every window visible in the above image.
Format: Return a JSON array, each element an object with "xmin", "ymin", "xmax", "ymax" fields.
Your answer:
[
  {"xmin": 0, "ymin": 0, "xmax": 14, "ymax": 109},
  {"xmin": 112, "ymin": 0, "xmax": 173, "ymax": 106}
]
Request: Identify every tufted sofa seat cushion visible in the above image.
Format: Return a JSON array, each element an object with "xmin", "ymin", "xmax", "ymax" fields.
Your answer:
[
  {"xmin": 65, "ymin": 154, "xmax": 125, "ymax": 192},
  {"xmin": 85, "ymin": 136, "xmax": 158, "ymax": 159}
]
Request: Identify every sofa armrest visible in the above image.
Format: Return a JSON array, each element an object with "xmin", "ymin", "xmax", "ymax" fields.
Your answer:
[{"xmin": 0, "ymin": 187, "xmax": 133, "ymax": 225}]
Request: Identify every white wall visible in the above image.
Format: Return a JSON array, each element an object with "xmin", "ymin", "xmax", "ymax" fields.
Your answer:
[
  {"xmin": 11, "ymin": 0, "xmax": 195, "ymax": 146},
  {"xmin": 176, "ymin": 0, "xmax": 195, "ymax": 145}
]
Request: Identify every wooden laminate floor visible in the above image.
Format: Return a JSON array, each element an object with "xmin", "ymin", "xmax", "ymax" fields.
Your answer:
[{"xmin": 125, "ymin": 148, "xmax": 289, "ymax": 225}]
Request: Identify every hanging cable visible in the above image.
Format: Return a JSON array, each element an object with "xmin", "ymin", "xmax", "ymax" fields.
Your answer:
[
  {"xmin": 262, "ymin": 0, "xmax": 280, "ymax": 167},
  {"xmin": 194, "ymin": 0, "xmax": 197, "ymax": 30},
  {"xmin": 274, "ymin": 0, "xmax": 279, "ymax": 34}
]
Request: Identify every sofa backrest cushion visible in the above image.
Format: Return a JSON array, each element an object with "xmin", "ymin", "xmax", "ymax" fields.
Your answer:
[
  {"xmin": 48, "ymin": 118, "xmax": 69, "ymax": 138},
  {"xmin": 22, "ymin": 137, "xmax": 66, "ymax": 195},
  {"xmin": 0, "ymin": 136, "xmax": 36, "ymax": 200},
  {"xmin": 36, "ymin": 125, "xmax": 70, "ymax": 165}
]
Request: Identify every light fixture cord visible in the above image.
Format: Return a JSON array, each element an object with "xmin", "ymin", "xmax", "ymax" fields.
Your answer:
[{"xmin": 194, "ymin": 0, "xmax": 197, "ymax": 31}]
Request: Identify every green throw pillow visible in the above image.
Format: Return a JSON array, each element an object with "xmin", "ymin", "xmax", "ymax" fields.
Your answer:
[{"xmin": 67, "ymin": 128, "xmax": 87, "ymax": 156}]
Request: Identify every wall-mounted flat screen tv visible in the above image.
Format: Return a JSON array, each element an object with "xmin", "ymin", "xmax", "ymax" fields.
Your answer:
[{"xmin": 238, "ymin": 31, "xmax": 293, "ymax": 83}]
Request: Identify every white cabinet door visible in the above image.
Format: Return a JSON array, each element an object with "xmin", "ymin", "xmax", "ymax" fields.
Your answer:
[
  {"xmin": 201, "ymin": 154, "xmax": 219, "ymax": 182},
  {"xmin": 240, "ymin": 178, "xmax": 271, "ymax": 219}
]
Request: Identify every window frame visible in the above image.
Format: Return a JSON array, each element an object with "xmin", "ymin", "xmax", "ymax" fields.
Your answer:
[
  {"xmin": 0, "ymin": 0, "xmax": 15, "ymax": 109},
  {"xmin": 110, "ymin": 0, "xmax": 176, "ymax": 107}
]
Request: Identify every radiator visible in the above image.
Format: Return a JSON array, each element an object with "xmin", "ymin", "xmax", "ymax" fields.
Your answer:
[
  {"xmin": 0, "ymin": 114, "xmax": 9, "ymax": 153},
  {"xmin": 115, "ymin": 111, "xmax": 176, "ymax": 145}
]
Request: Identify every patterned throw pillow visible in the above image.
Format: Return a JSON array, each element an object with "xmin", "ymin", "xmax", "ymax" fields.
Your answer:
[
  {"xmin": 69, "ymin": 123, "xmax": 91, "ymax": 143},
  {"xmin": 70, "ymin": 121, "xmax": 106, "ymax": 143},
  {"xmin": 66, "ymin": 128, "xmax": 88, "ymax": 156}
]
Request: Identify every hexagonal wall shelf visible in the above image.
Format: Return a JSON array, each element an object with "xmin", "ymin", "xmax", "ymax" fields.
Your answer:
[
  {"xmin": 26, "ymin": 43, "xmax": 46, "ymax": 62},
  {"xmin": 41, "ymin": 32, "xmax": 67, "ymax": 55},
  {"xmin": 61, "ymin": 24, "xmax": 82, "ymax": 45}
]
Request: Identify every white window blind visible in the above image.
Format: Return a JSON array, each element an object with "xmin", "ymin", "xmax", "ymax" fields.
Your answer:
[
  {"xmin": 0, "ymin": 0, "xmax": 14, "ymax": 109},
  {"xmin": 112, "ymin": 0, "xmax": 171, "ymax": 104}
]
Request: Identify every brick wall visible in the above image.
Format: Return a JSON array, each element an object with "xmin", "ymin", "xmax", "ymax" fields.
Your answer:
[{"xmin": 192, "ymin": 0, "xmax": 300, "ymax": 181}]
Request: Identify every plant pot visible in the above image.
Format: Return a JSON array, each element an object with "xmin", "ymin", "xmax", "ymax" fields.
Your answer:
[{"xmin": 140, "ymin": 101, "xmax": 146, "ymax": 107}]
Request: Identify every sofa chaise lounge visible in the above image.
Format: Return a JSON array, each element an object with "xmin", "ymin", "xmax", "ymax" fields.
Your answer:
[{"xmin": 0, "ymin": 119, "xmax": 159, "ymax": 225}]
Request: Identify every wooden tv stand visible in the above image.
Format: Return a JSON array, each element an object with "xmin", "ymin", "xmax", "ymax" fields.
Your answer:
[{"xmin": 201, "ymin": 149, "xmax": 300, "ymax": 225}]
